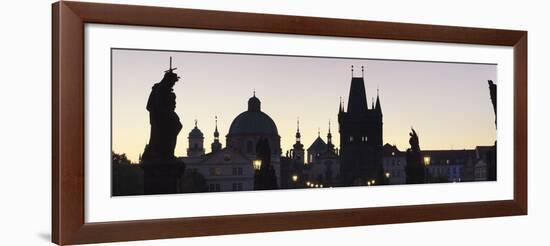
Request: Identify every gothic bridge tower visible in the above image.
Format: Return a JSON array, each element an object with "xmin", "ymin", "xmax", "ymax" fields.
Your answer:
[{"xmin": 338, "ymin": 66, "xmax": 383, "ymax": 185}]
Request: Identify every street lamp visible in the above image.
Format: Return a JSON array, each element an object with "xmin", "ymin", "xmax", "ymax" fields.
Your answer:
[
  {"xmin": 292, "ymin": 175, "xmax": 298, "ymax": 182},
  {"xmin": 367, "ymin": 181, "xmax": 372, "ymax": 186},
  {"xmin": 423, "ymin": 156, "xmax": 431, "ymax": 166},
  {"xmin": 253, "ymin": 159, "xmax": 262, "ymax": 170},
  {"xmin": 385, "ymin": 172, "xmax": 391, "ymax": 178}
]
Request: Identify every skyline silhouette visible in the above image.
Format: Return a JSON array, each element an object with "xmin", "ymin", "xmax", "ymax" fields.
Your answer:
[{"xmin": 112, "ymin": 49, "xmax": 497, "ymax": 163}]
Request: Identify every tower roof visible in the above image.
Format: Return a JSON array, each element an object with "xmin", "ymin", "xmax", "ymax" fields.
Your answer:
[
  {"xmin": 248, "ymin": 91, "xmax": 261, "ymax": 112},
  {"xmin": 307, "ymin": 136, "xmax": 327, "ymax": 152},
  {"xmin": 375, "ymin": 88, "xmax": 382, "ymax": 114},
  {"xmin": 346, "ymin": 77, "xmax": 368, "ymax": 114},
  {"xmin": 189, "ymin": 120, "xmax": 204, "ymax": 138},
  {"xmin": 213, "ymin": 116, "xmax": 219, "ymax": 138}
]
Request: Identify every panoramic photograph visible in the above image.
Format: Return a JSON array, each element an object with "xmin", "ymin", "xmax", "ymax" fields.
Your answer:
[{"xmin": 111, "ymin": 48, "xmax": 497, "ymax": 196}]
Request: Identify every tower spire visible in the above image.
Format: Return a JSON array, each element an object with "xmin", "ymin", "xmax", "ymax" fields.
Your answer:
[
  {"xmin": 295, "ymin": 117, "xmax": 301, "ymax": 143},
  {"xmin": 211, "ymin": 116, "xmax": 222, "ymax": 152},
  {"xmin": 375, "ymin": 87, "xmax": 382, "ymax": 114},
  {"xmin": 214, "ymin": 116, "xmax": 219, "ymax": 139},
  {"xmin": 327, "ymin": 120, "xmax": 334, "ymax": 150}
]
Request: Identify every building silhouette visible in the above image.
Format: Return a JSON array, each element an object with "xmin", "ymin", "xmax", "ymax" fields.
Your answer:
[
  {"xmin": 338, "ymin": 66, "xmax": 383, "ymax": 186},
  {"xmin": 114, "ymin": 64, "xmax": 497, "ymax": 196}
]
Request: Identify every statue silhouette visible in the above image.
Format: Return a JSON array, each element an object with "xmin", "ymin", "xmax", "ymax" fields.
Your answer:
[
  {"xmin": 405, "ymin": 128, "xmax": 425, "ymax": 184},
  {"xmin": 141, "ymin": 57, "xmax": 182, "ymax": 161},
  {"xmin": 140, "ymin": 57, "xmax": 185, "ymax": 195},
  {"xmin": 487, "ymin": 80, "xmax": 497, "ymax": 181},
  {"xmin": 254, "ymin": 138, "xmax": 278, "ymax": 190},
  {"xmin": 488, "ymin": 80, "xmax": 497, "ymax": 126}
]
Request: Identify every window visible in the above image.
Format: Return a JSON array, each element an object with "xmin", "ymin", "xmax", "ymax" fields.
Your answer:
[
  {"xmin": 232, "ymin": 167, "xmax": 243, "ymax": 176},
  {"xmin": 349, "ymin": 136, "xmax": 354, "ymax": 142},
  {"xmin": 209, "ymin": 183, "xmax": 221, "ymax": 192}
]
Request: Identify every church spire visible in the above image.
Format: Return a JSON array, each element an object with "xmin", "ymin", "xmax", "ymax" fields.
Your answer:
[
  {"xmin": 293, "ymin": 117, "xmax": 304, "ymax": 151},
  {"xmin": 327, "ymin": 120, "xmax": 332, "ymax": 142},
  {"xmin": 214, "ymin": 116, "xmax": 219, "ymax": 140},
  {"xmin": 375, "ymin": 87, "xmax": 382, "ymax": 114},
  {"xmin": 211, "ymin": 116, "xmax": 222, "ymax": 152},
  {"xmin": 327, "ymin": 120, "xmax": 334, "ymax": 151},
  {"xmin": 295, "ymin": 118, "xmax": 301, "ymax": 142}
]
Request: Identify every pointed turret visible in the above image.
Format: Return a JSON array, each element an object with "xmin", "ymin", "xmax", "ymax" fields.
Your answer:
[
  {"xmin": 292, "ymin": 118, "xmax": 304, "ymax": 163},
  {"xmin": 211, "ymin": 116, "xmax": 222, "ymax": 152},
  {"xmin": 327, "ymin": 120, "xmax": 334, "ymax": 151},
  {"xmin": 346, "ymin": 65, "xmax": 368, "ymax": 114},
  {"xmin": 375, "ymin": 88, "xmax": 382, "ymax": 115},
  {"xmin": 293, "ymin": 118, "xmax": 304, "ymax": 149}
]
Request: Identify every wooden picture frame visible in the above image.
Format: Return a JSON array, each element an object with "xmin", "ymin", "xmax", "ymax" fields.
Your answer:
[{"xmin": 52, "ymin": 1, "xmax": 527, "ymax": 245}]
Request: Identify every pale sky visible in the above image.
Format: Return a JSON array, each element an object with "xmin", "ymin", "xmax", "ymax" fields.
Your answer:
[{"xmin": 112, "ymin": 49, "xmax": 497, "ymax": 163}]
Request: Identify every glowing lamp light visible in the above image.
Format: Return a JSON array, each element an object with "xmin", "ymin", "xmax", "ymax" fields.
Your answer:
[
  {"xmin": 423, "ymin": 156, "xmax": 431, "ymax": 166},
  {"xmin": 372, "ymin": 180, "xmax": 376, "ymax": 185},
  {"xmin": 367, "ymin": 181, "xmax": 372, "ymax": 186},
  {"xmin": 306, "ymin": 181, "xmax": 311, "ymax": 186},
  {"xmin": 292, "ymin": 175, "xmax": 298, "ymax": 182},
  {"xmin": 320, "ymin": 184, "xmax": 323, "ymax": 188},
  {"xmin": 253, "ymin": 159, "xmax": 262, "ymax": 170},
  {"xmin": 385, "ymin": 172, "xmax": 391, "ymax": 178}
]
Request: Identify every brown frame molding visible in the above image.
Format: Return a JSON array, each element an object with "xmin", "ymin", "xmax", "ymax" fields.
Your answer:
[{"xmin": 52, "ymin": 1, "xmax": 527, "ymax": 245}]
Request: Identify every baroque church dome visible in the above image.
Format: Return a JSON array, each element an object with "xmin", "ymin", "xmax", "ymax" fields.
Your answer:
[
  {"xmin": 188, "ymin": 120, "xmax": 204, "ymax": 138},
  {"xmin": 228, "ymin": 94, "xmax": 279, "ymax": 136}
]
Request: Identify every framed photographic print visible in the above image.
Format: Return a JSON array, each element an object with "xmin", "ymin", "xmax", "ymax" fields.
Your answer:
[{"xmin": 52, "ymin": 1, "xmax": 527, "ymax": 245}]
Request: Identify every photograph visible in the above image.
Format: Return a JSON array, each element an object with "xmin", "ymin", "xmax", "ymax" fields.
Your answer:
[{"xmin": 111, "ymin": 48, "xmax": 498, "ymax": 196}]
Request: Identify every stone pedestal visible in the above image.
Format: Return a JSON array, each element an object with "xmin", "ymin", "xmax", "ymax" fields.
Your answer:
[{"xmin": 141, "ymin": 160, "xmax": 185, "ymax": 195}]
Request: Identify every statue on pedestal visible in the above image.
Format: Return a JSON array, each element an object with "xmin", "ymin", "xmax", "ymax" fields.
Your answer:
[
  {"xmin": 405, "ymin": 128, "xmax": 425, "ymax": 184},
  {"xmin": 141, "ymin": 57, "xmax": 185, "ymax": 194}
]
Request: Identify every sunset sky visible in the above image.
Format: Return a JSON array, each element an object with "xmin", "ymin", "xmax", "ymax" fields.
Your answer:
[{"xmin": 112, "ymin": 49, "xmax": 497, "ymax": 163}]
